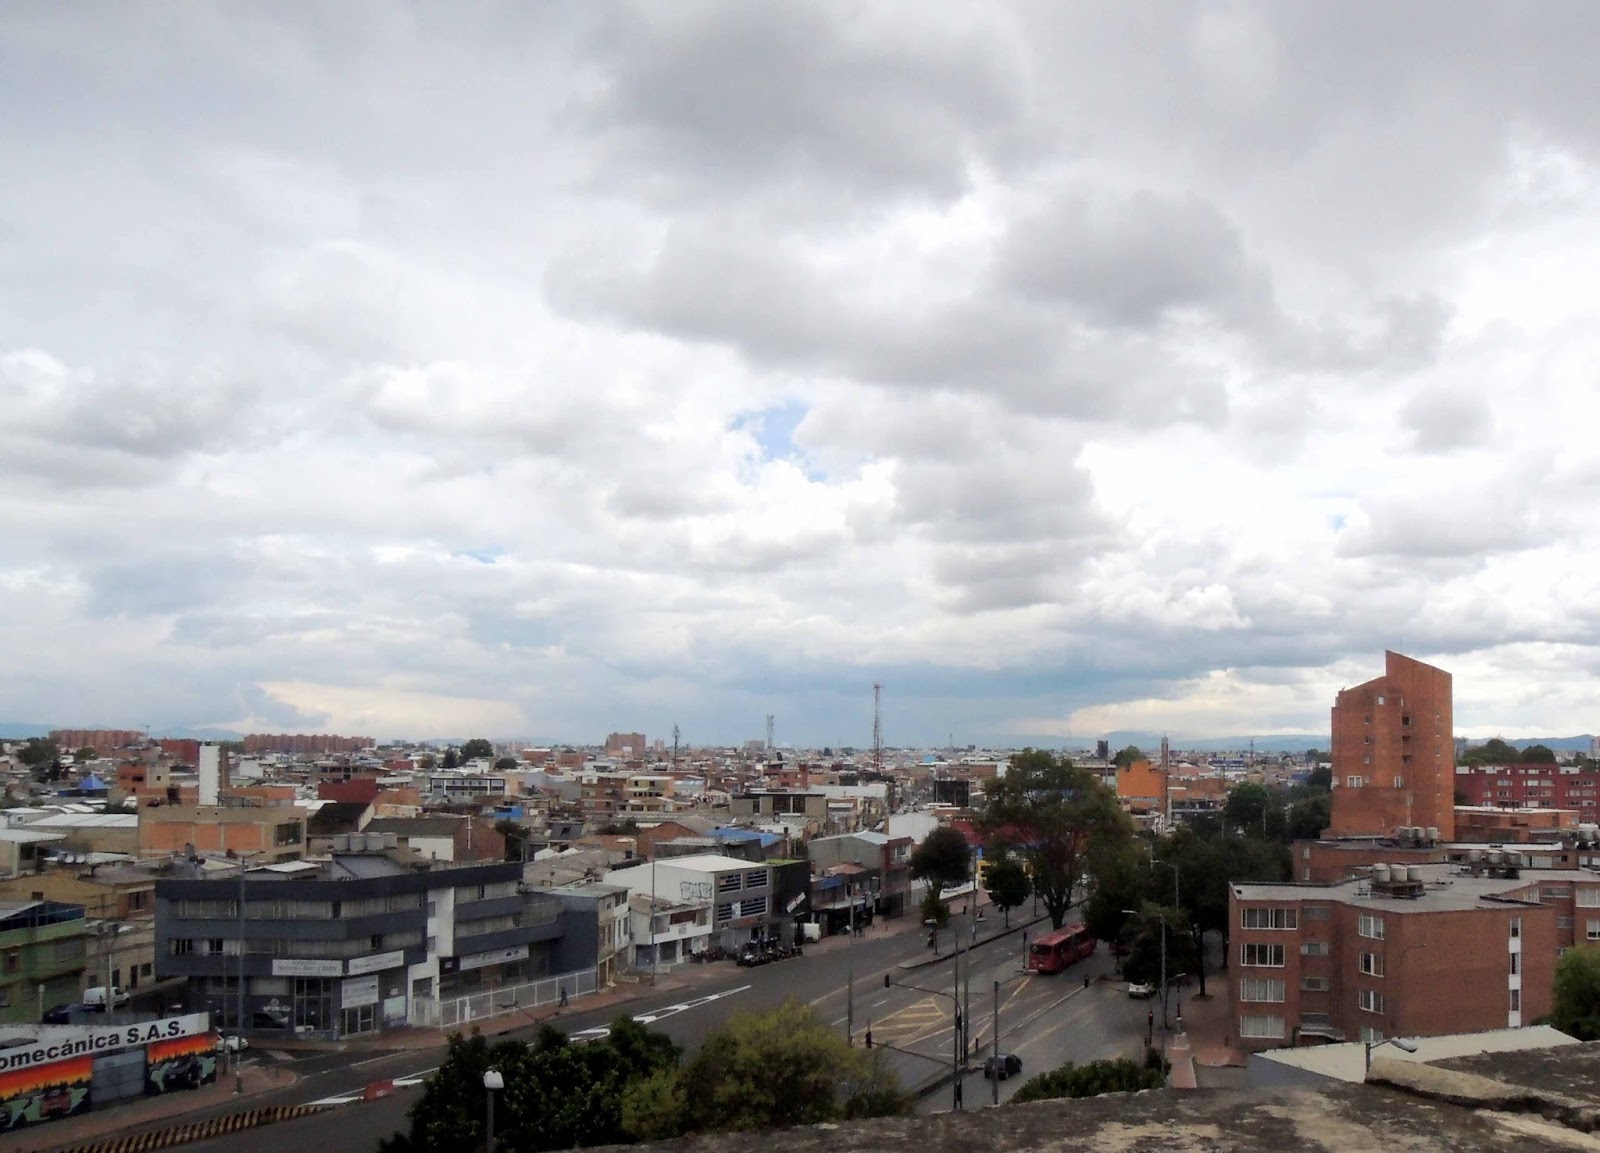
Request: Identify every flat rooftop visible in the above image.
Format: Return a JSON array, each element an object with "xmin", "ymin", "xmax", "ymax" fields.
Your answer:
[{"xmin": 1233, "ymin": 863, "xmax": 1549, "ymax": 912}]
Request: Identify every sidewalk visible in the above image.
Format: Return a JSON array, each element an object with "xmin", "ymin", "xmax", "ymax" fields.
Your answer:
[
  {"xmin": 1158, "ymin": 971, "xmax": 1246, "ymax": 1088},
  {"xmin": 17, "ymin": 1065, "xmax": 298, "ymax": 1153}
]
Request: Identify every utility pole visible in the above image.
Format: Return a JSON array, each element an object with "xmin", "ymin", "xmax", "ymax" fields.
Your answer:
[
  {"xmin": 846, "ymin": 881, "xmax": 855, "ymax": 1044},
  {"xmin": 872, "ymin": 684, "xmax": 883, "ymax": 775},
  {"xmin": 991, "ymin": 980, "xmax": 1001, "ymax": 1106},
  {"xmin": 952, "ymin": 912, "xmax": 963, "ymax": 1112}
]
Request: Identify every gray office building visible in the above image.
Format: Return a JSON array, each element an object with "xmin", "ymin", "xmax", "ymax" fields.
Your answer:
[{"xmin": 155, "ymin": 852, "xmax": 583, "ymax": 1039}]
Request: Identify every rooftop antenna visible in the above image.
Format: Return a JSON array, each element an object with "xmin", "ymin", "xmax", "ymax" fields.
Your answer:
[{"xmin": 872, "ymin": 684, "xmax": 883, "ymax": 775}]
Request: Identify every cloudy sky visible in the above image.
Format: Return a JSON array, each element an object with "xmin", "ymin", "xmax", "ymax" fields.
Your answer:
[{"xmin": 3, "ymin": 3, "xmax": 1600, "ymax": 747}]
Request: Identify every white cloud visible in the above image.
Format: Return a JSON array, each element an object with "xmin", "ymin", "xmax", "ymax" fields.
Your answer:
[{"xmin": 5, "ymin": 6, "xmax": 1600, "ymax": 742}]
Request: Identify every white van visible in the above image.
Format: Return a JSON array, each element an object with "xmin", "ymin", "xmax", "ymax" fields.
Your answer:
[{"xmin": 82, "ymin": 986, "xmax": 130, "ymax": 1009}]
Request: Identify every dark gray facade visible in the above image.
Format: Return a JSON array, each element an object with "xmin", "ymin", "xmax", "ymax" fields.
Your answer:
[{"xmin": 154, "ymin": 855, "xmax": 568, "ymax": 1038}]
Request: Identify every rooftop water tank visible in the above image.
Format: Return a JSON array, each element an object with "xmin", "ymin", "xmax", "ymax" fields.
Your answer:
[
  {"xmin": 1373, "ymin": 863, "xmax": 1392, "ymax": 883},
  {"xmin": 1407, "ymin": 865, "xmax": 1423, "ymax": 883}
]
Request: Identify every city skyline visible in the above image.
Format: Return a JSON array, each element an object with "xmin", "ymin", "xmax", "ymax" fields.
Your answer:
[{"xmin": 4, "ymin": 7, "xmax": 1600, "ymax": 745}]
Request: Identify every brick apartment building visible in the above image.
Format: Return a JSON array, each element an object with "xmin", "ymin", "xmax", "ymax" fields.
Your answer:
[
  {"xmin": 1328, "ymin": 651, "xmax": 1455, "ymax": 842},
  {"xmin": 1456, "ymin": 763, "xmax": 1600, "ymax": 819},
  {"xmin": 1229, "ymin": 861, "xmax": 1555, "ymax": 1050},
  {"xmin": 241, "ymin": 733, "xmax": 375, "ymax": 754}
]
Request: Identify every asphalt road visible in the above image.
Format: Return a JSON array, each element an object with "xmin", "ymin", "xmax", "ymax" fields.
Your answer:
[{"xmin": 73, "ymin": 912, "xmax": 1153, "ymax": 1153}]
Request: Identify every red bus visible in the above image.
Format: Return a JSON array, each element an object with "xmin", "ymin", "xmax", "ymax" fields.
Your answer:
[{"xmin": 1026, "ymin": 925, "xmax": 1096, "ymax": 974}]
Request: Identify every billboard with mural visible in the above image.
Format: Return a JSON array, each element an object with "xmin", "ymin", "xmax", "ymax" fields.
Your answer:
[
  {"xmin": 145, "ymin": 1033, "xmax": 219, "ymax": 1096},
  {"xmin": 0, "ymin": 1055, "xmax": 92, "ymax": 1132}
]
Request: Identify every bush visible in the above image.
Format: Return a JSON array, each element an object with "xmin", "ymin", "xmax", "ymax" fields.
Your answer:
[{"xmin": 1009, "ymin": 1057, "xmax": 1164, "ymax": 1104}]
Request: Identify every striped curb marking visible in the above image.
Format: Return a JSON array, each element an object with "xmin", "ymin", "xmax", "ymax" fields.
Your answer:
[{"xmin": 47, "ymin": 1102, "xmax": 331, "ymax": 1153}]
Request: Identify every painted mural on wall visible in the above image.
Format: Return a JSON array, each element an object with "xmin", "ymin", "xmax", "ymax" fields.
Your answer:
[
  {"xmin": 0, "ymin": 1055, "xmax": 92, "ymax": 1131},
  {"xmin": 145, "ymin": 1033, "xmax": 218, "ymax": 1096}
]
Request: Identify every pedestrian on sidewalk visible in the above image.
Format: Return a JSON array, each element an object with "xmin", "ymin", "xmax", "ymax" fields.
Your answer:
[{"xmin": 559, "ymin": 984, "xmax": 569, "ymax": 1008}]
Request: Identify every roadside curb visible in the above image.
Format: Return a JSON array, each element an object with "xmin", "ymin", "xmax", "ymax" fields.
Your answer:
[{"xmin": 44, "ymin": 1103, "xmax": 330, "ymax": 1153}]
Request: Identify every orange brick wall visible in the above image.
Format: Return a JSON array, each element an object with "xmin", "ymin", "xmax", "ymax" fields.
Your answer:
[{"xmin": 1329, "ymin": 652, "xmax": 1454, "ymax": 840}]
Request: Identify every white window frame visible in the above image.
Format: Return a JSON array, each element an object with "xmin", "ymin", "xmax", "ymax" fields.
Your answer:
[
  {"xmin": 1241, "ymin": 942, "xmax": 1286, "ymax": 967},
  {"xmin": 1358, "ymin": 952, "xmax": 1385, "ymax": 977},
  {"xmin": 1300, "ymin": 941, "xmax": 1329, "ymax": 956},
  {"xmin": 1238, "ymin": 1015, "xmax": 1286, "ymax": 1040},
  {"xmin": 1239, "ymin": 977, "xmax": 1286, "ymax": 1003},
  {"xmin": 1358, "ymin": 988, "xmax": 1385, "ymax": 1014},
  {"xmin": 1241, "ymin": 907, "xmax": 1298, "ymax": 930},
  {"xmin": 1358, "ymin": 914, "xmax": 1385, "ymax": 940}
]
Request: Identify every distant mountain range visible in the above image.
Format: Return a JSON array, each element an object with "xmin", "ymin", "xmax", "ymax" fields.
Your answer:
[
  {"xmin": 2, "ymin": 721, "xmax": 1594, "ymax": 756},
  {"xmin": 1096, "ymin": 732, "xmax": 1598, "ymax": 756}
]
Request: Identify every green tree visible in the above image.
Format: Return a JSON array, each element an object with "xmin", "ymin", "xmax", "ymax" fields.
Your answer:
[
  {"xmin": 980, "ymin": 749, "xmax": 1133, "ymax": 930},
  {"xmin": 73, "ymin": 746, "xmax": 99, "ymax": 762},
  {"xmin": 1460, "ymin": 738, "xmax": 1519, "ymax": 765},
  {"xmin": 441, "ymin": 747, "xmax": 460, "ymax": 770},
  {"xmin": 1080, "ymin": 839, "xmax": 1145, "ymax": 948},
  {"xmin": 920, "ymin": 887, "xmax": 951, "ymax": 933},
  {"xmin": 621, "ymin": 1067, "xmax": 686, "ymax": 1140},
  {"xmin": 908, "ymin": 826, "xmax": 971, "ymax": 903},
  {"xmin": 1286, "ymin": 793, "xmax": 1331, "ymax": 841},
  {"xmin": 1112, "ymin": 745, "xmax": 1146, "ymax": 768},
  {"xmin": 1010, "ymin": 1057, "xmax": 1163, "ymax": 1104},
  {"xmin": 494, "ymin": 756, "xmax": 519, "ymax": 770},
  {"xmin": 380, "ymin": 1018, "xmax": 680, "ymax": 1153},
  {"xmin": 1551, "ymin": 946, "xmax": 1600, "ymax": 1041},
  {"xmin": 459, "ymin": 738, "xmax": 494, "ymax": 761},
  {"xmin": 1520, "ymin": 743, "xmax": 1558, "ymax": 764},
  {"xmin": 984, "ymin": 852, "xmax": 1031, "ymax": 927},
  {"xmin": 16, "ymin": 738, "xmax": 58, "ymax": 769},
  {"xmin": 495, "ymin": 819, "xmax": 531, "ymax": 863},
  {"xmin": 1155, "ymin": 828, "xmax": 1286, "ymax": 998},
  {"xmin": 675, "ymin": 1000, "xmax": 903, "ymax": 1132},
  {"xmin": 1224, "ymin": 782, "xmax": 1277, "ymax": 837},
  {"xmin": 1305, "ymin": 764, "xmax": 1332, "ymax": 791}
]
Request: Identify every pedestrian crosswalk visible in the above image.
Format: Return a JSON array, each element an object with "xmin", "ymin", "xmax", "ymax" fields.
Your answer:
[{"xmin": 858, "ymin": 996, "xmax": 952, "ymax": 1048}]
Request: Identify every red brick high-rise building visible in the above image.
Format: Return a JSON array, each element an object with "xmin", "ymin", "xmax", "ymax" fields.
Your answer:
[{"xmin": 1328, "ymin": 651, "xmax": 1455, "ymax": 843}]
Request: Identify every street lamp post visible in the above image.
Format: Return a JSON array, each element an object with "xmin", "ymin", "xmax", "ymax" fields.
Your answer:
[
  {"xmin": 1142, "ymin": 854, "xmax": 1180, "ymax": 1030},
  {"xmin": 483, "ymin": 1068, "xmax": 504, "ymax": 1152}
]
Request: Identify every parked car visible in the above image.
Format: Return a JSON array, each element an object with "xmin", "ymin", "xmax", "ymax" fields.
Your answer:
[
  {"xmin": 983, "ymin": 1053, "xmax": 1023, "ymax": 1080},
  {"xmin": 41, "ymin": 1004, "xmax": 80, "ymax": 1025},
  {"xmin": 82, "ymin": 985, "xmax": 130, "ymax": 1009},
  {"xmin": 1127, "ymin": 981, "xmax": 1156, "ymax": 999},
  {"xmin": 217, "ymin": 1033, "xmax": 249, "ymax": 1053}
]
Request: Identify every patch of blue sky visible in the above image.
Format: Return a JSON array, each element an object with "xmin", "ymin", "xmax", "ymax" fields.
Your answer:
[{"xmin": 734, "ymin": 399, "xmax": 824, "ymax": 480}]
